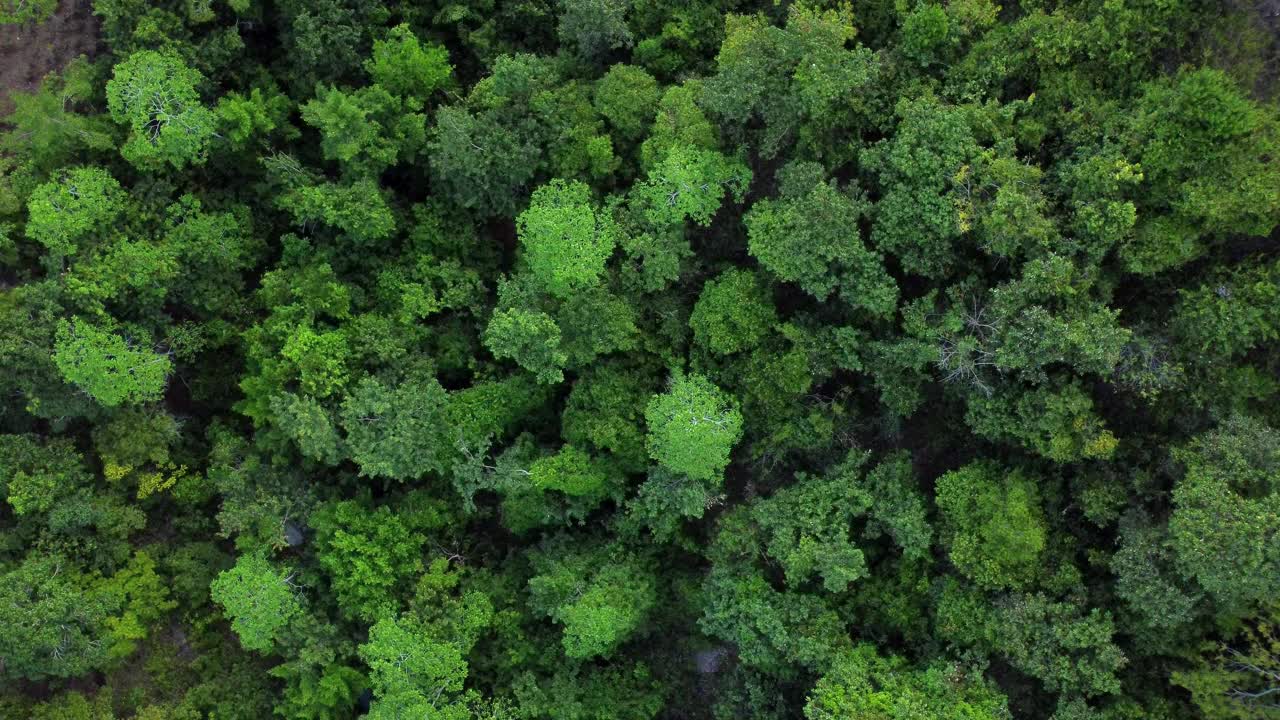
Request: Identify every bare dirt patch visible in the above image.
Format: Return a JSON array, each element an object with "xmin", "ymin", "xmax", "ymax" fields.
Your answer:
[{"xmin": 0, "ymin": 0, "xmax": 99, "ymax": 115}]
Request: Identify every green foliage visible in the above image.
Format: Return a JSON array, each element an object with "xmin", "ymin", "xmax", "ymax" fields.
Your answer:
[
  {"xmin": 2, "ymin": 59, "xmax": 115, "ymax": 174},
  {"xmin": 558, "ymin": 0, "xmax": 633, "ymax": 61},
  {"xmin": 484, "ymin": 307, "xmax": 568, "ymax": 384},
  {"xmin": 215, "ymin": 86, "xmax": 295, "ymax": 151},
  {"xmin": 689, "ymin": 269, "xmax": 776, "ymax": 355},
  {"xmin": 1169, "ymin": 415, "xmax": 1280, "ymax": 616},
  {"xmin": 311, "ymin": 499, "xmax": 427, "ymax": 622},
  {"xmin": 0, "ymin": 555, "xmax": 120, "ymax": 681},
  {"xmin": 935, "ymin": 462, "xmax": 1046, "ymax": 590},
  {"xmin": 639, "ymin": 82, "xmax": 716, "ymax": 170},
  {"xmin": 528, "ymin": 537, "xmax": 657, "ymax": 659},
  {"xmin": 340, "ymin": 374, "xmax": 450, "ymax": 480},
  {"xmin": 700, "ymin": 558, "xmax": 850, "ymax": 671},
  {"xmin": 751, "ymin": 459, "xmax": 872, "ymax": 593},
  {"xmin": 529, "ymin": 445, "xmax": 606, "ymax": 496},
  {"xmin": 105, "ymin": 50, "xmax": 216, "ymax": 168},
  {"xmin": 1173, "ymin": 602, "xmax": 1280, "ymax": 720},
  {"xmin": 900, "ymin": 3, "xmax": 951, "ymax": 67},
  {"xmin": 210, "ymin": 553, "xmax": 302, "ymax": 652},
  {"xmin": 805, "ymin": 644, "xmax": 1009, "ymax": 720},
  {"xmin": 0, "ymin": 0, "xmax": 55, "ymax": 24},
  {"xmin": 301, "ymin": 84, "xmax": 426, "ymax": 177},
  {"xmin": 644, "ymin": 373, "xmax": 743, "ymax": 482},
  {"xmin": 634, "ymin": 144, "xmax": 749, "ymax": 227},
  {"xmin": 0, "ymin": 435, "xmax": 91, "ymax": 515},
  {"xmin": 864, "ymin": 452, "xmax": 933, "ymax": 562},
  {"xmin": 1174, "ymin": 259, "xmax": 1280, "ymax": 359},
  {"xmin": 52, "ymin": 318, "xmax": 172, "ymax": 407},
  {"xmin": 562, "ymin": 362, "xmax": 653, "ymax": 472},
  {"xmin": 359, "ymin": 614, "xmax": 473, "ymax": 720},
  {"xmin": 427, "ymin": 105, "xmax": 539, "ymax": 217},
  {"xmin": 2, "ymin": 1, "xmax": 1278, "ymax": 716},
  {"xmin": 1111, "ymin": 512, "xmax": 1201, "ymax": 633},
  {"xmin": 594, "ymin": 65, "xmax": 660, "ymax": 141},
  {"xmin": 279, "ymin": 179, "xmax": 397, "ymax": 244},
  {"xmin": 518, "ymin": 179, "xmax": 617, "ymax": 298},
  {"xmin": 965, "ymin": 381, "xmax": 1118, "ymax": 463},
  {"xmin": 364, "ymin": 24, "xmax": 452, "ymax": 102},
  {"xmin": 1126, "ymin": 68, "xmax": 1280, "ymax": 266},
  {"xmin": 938, "ymin": 584, "xmax": 1128, "ymax": 698},
  {"xmin": 272, "ymin": 392, "xmax": 343, "ymax": 464},
  {"xmin": 25, "ymin": 167, "xmax": 124, "ymax": 258},
  {"xmin": 866, "ymin": 96, "xmax": 982, "ymax": 278},
  {"xmin": 702, "ymin": 5, "xmax": 879, "ymax": 162},
  {"xmin": 746, "ymin": 162, "xmax": 896, "ymax": 313}
]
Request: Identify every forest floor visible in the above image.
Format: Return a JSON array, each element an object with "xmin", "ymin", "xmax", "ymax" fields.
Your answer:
[{"xmin": 0, "ymin": 0, "xmax": 99, "ymax": 116}]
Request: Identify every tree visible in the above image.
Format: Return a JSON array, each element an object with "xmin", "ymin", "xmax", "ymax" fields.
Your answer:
[
  {"xmin": 701, "ymin": 5, "xmax": 880, "ymax": 162},
  {"xmin": 965, "ymin": 380, "xmax": 1118, "ymax": 463},
  {"xmin": 0, "ymin": 554, "xmax": 120, "ymax": 681},
  {"xmin": 638, "ymin": 82, "xmax": 716, "ymax": 171},
  {"xmin": 561, "ymin": 361, "xmax": 655, "ymax": 473},
  {"xmin": 689, "ymin": 269, "xmax": 777, "ymax": 356},
  {"xmin": 98, "ymin": 550, "xmax": 177, "ymax": 661},
  {"xmin": 593, "ymin": 64, "xmax": 660, "ymax": 142},
  {"xmin": 215, "ymin": 85, "xmax": 295, "ymax": 151},
  {"xmin": 805, "ymin": 644, "xmax": 1009, "ymax": 720},
  {"xmin": 25, "ymin": 167, "xmax": 123, "ymax": 259},
  {"xmin": 745, "ymin": 162, "xmax": 897, "ymax": 315},
  {"xmin": 311, "ymin": 499, "xmax": 426, "ymax": 622},
  {"xmin": 937, "ymin": 584, "xmax": 1128, "ymax": 698},
  {"xmin": 164, "ymin": 198, "xmax": 265, "ymax": 316},
  {"xmin": 625, "ymin": 466, "xmax": 724, "ymax": 541},
  {"xmin": 529, "ymin": 445, "xmax": 607, "ymax": 497},
  {"xmin": 634, "ymin": 144, "xmax": 750, "ymax": 227},
  {"xmin": 1169, "ymin": 415, "xmax": 1280, "ymax": 617},
  {"xmin": 555, "ymin": 286, "xmax": 639, "ymax": 367},
  {"xmin": 1122, "ymin": 68, "xmax": 1280, "ymax": 272},
  {"xmin": 866, "ymin": 96, "xmax": 982, "ymax": 278},
  {"xmin": 751, "ymin": 462, "xmax": 873, "ymax": 593},
  {"xmin": 512, "ymin": 661, "xmax": 665, "ymax": 720},
  {"xmin": 935, "ymin": 462, "xmax": 1046, "ymax": 590},
  {"xmin": 364, "ymin": 24, "xmax": 452, "ymax": 103},
  {"xmin": 273, "ymin": 0, "xmax": 385, "ymax": 94},
  {"xmin": 105, "ymin": 50, "xmax": 216, "ymax": 168},
  {"xmin": 0, "ymin": 435, "xmax": 91, "ymax": 515},
  {"xmin": 1174, "ymin": 603, "xmax": 1280, "ymax": 720},
  {"xmin": 339, "ymin": 375, "xmax": 451, "ymax": 480},
  {"xmin": 52, "ymin": 318, "xmax": 172, "ymax": 407},
  {"xmin": 483, "ymin": 308, "xmax": 568, "ymax": 384},
  {"xmin": 427, "ymin": 106, "xmax": 539, "ymax": 217},
  {"xmin": 278, "ymin": 179, "xmax": 397, "ymax": 245},
  {"xmin": 272, "ymin": 392, "xmax": 344, "ymax": 464},
  {"xmin": 644, "ymin": 373, "xmax": 743, "ymax": 482},
  {"xmin": 518, "ymin": 179, "xmax": 617, "ymax": 298},
  {"xmin": 1, "ymin": 58, "xmax": 115, "ymax": 176},
  {"xmin": 0, "ymin": 0, "xmax": 56, "ymax": 24},
  {"xmin": 700, "ymin": 514, "xmax": 851, "ymax": 671},
  {"xmin": 864, "ymin": 452, "xmax": 933, "ymax": 563},
  {"xmin": 1173, "ymin": 259, "xmax": 1280, "ymax": 360},
  {"xmin": 1111, "ymin": 512, "xmax": 1201, "ymax": 634},
  {"xmin": 359, "ymin": 614, "xmax": 473, "ymax": 720},
  {"xmin": 527, "ymin": 537, "xmax": 657, "ymax": 659},
  {"xmin": 557, "ymin": 0, "xmax": 632, "ymax": 62},
  {"xmin": 301, "ymin": 84, "xmax": 426, "ymax": 178},
  {"xmin": 210, "ymin": 553, "xmax": 303, "ymax": 653},
  {"xmin": 899, "ymin": 3, "xmax": 952, "ymax": 67}
]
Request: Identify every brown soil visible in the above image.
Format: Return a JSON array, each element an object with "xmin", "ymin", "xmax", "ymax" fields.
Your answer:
[{"xmin": 0, "ymin": 0, "xmax": 99, "ymax": 116}]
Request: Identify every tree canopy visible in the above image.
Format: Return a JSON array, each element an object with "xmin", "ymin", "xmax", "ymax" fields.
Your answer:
[{"xmin": 2, "ymin": 0, "xmax": 1279, "ymax": 717}]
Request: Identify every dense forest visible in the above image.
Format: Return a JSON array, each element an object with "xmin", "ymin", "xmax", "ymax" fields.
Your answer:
[{"xmin": 1, "ymin": 0, "xmax": 1279, "ymax": 717}]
